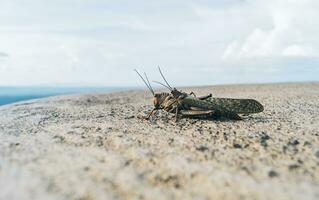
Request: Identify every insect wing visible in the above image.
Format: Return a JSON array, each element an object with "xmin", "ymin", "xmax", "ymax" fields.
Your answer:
[{"xmin": 204, "ymin": 97, "xmax": 264, "ymax": 114}]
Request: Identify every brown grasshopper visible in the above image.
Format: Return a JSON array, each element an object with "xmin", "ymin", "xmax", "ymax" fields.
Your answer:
[{"xmin": 135, "ymin": 68, "xmax": 264, "ymax": 121}]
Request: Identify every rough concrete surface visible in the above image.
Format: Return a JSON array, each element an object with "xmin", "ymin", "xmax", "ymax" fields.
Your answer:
[{"xmin": 0, "ymin": 83, "xmax": 318, "ymax": 200}]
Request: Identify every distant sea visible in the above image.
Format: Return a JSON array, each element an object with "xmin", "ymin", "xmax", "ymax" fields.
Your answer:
[{"xmin": 0, "ymin": 87, "xmax": 133, "ymax": 106}]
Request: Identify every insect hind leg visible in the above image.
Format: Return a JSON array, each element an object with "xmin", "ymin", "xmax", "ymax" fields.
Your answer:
[
  {"xmin": 189, "ymin": 91, "xmax": 196, "ymax": 97},
  {"xmin": 198, "ymin": 93, "xmax": 212, "ymax": 100},
  {"xmin": 180, "ymin": 110, "xmax": 215, "ymax": 118},
  {"xmin": 189, "ymin": 92, "xmax": 212, "ymax": 100}
]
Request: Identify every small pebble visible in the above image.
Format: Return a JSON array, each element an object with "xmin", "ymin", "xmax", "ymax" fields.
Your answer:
[
  {"xmin": 268, "ymin": 170, "xmax": 279, "ymax": 178},
  {"xmin": 233, "ymin": 143, "xmax": 242, "ymax": 149},
  {"xmin": 196, "ymin": 145, "xmax": 209, "ymax": 152}
]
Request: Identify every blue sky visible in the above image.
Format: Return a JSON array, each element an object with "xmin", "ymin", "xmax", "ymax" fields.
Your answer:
[{"xmin": 0, "ymin": 0, "xmax": 318, "ymax": 87}]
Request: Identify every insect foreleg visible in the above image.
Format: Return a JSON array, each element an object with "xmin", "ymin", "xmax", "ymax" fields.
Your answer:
[{"xmin": 144, "ymin": 108, "xmax": 158, "ymax": 120}]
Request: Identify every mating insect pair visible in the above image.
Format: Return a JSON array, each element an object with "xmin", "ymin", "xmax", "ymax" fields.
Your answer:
[{"xmin": 135, "ymin": 67, "xmax": 264, "ymax": 122}]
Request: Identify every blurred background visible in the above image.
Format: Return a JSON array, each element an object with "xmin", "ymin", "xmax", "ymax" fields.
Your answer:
[{"xmin": 0, "ymin": 0, "xmax": 318, "ymax": 104}]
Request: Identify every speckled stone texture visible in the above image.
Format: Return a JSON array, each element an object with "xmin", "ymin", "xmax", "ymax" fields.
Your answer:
[{"xmin": 0, "ymin": 83, "xmax": 318, "ymax": 200}]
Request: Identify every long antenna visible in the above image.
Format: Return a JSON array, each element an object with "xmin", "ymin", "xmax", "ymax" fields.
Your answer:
[
  {"xmin": 158, "ymin": 66, "xmax": 173, "ymax": 90},
  {"xmin": 144, "ymin": 72, "xmax": 154, "ymax": 94},
  {"xmin": 134, "ymin": 69, "xmax": 155, "ymax": 96},
  {"xmin": 144, "ymin": 73, "xmax": 155, "ymax": 95},
  {"xmin": 152, "ymin": 81, "xmax": 172, "ymax": 91}
]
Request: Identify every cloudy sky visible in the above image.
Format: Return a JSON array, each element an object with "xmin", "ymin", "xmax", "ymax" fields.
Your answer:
[{"xmin": 0, "ymin": 0, "xmax": 318, "ymax": 87}]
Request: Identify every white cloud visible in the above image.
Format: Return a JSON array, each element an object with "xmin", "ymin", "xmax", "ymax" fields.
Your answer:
[
  {"xmin": 0, "ymin": 52, "xmax": 8, "ymax": 57},
  {"xmin": 0, "ymin": 0, "xmax": 318, "ymax": 86},
  {"xmin": 282, "ymin": 45, "xmax": 319, "ymax": 57},
  {"xmin": 222, "ymin": 0, "xmax": 319, "ymax": 59}
]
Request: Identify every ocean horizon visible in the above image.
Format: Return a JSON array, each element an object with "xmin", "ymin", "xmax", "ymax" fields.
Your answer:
[{"xmin": 0, "ymin": 86, "xmax": 134, "ymax": 106}]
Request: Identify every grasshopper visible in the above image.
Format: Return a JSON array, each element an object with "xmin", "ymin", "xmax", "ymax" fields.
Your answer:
[{"xmin": 135, "ymin": 68, "xmax": 264, "ymax": 121}]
